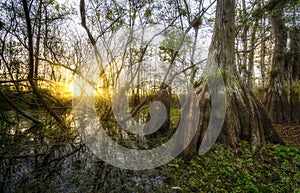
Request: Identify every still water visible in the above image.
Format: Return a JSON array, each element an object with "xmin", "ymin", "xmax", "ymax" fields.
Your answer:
[{"xmin": 0, "ymin": 110, "xmax": 167, "ymax": 193}]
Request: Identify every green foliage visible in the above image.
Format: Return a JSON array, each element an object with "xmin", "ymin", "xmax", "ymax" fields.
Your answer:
[
  {"xmin": 158, "ymin": 29, "xmax": 192, "ymax": 63},
  {"xmin": 283, "ymin": 81, "xmax": 300, "ymax": 102},
  {"xmin": 251, "ymin": 7, "xmax": 264, "ymax": 19},
  {"xmin": 179, "ymin": 7, "xmax": 188, "ymax": 16},
  {"xmin": 144, "ymin": 8, "xmax": 152, "ymax": 18},
  {"xmin": 284, "ymin": 81, "xmax": 292, "ymax": 103},
  {"xmin": 292, "ymin": 81, "xmax": 300, "ymax": 100},
  {"xmin": 55, "ymin": 4, "xmax": 60, "ymax": 12},
  {"xmin": 253, "ymin": 86, "xmax": 268, "ymax": 99},
  {"xmin": 170, "ymin": 108, "xmax": 180, "ymax": 124},
  {"xmin": 161, "ymin": 143, "xmax": 300, "ymax": 192}
]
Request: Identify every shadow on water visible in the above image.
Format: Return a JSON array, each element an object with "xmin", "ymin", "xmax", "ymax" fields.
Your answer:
[{"xmin": 0, "ymin": 110, "xmax": 169, "ymax": 193}]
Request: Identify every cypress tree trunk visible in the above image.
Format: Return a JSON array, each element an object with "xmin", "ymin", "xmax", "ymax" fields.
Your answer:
[
  {"xmin": 264, "ymin": 3, "xmax": 300, "ymax": 123},
  {"xmin": 182, "ymin": 0, "xmax": 283, "ymax": 160},
  {"xmin": 288, "ymin": 26, "xmax": 300, "ymax": 122}
]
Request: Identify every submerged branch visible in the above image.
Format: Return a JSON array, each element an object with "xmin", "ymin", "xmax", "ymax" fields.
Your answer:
[{"xmin": 0, "ymin": 90, "xmax": 41, "ymax": 124}]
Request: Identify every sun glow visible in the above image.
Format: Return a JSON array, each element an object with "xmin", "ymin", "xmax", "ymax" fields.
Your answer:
[{"xmin": 68, "ymin": 80, "xmax": 96, "ymax": 97}]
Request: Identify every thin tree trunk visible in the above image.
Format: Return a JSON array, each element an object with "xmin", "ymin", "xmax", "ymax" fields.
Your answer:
[
  {"xmin": 260, "ymin": 0, "xmax": 267, "ymax": 87},
  {"xmin": 241, "ymin": 0, "xmax": 248, "ymax": 82},
  {"xmin": 247, "ymin": 20, "xmax": 258, "ymax": 88},
  {"xmin": 22, "ymin": 0, "xmax": 66, "ymax": 127},
  {"xmin": 34, "ymin": 0, "xmax": 42, "ymax": 84},
  {"xmin": 260, "ymin": 22, "xmax": 266, "ymax": 86}
]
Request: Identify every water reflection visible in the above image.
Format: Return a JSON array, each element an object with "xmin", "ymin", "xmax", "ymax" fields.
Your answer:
[{"xmin": 0, "ymin": 110, "xmax": 167, "ymax": 192}]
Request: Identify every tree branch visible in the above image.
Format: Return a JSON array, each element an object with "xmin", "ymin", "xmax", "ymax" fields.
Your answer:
[{"xmin": 0, "ymin": 90, "xmax": 41, "ymax": 124}]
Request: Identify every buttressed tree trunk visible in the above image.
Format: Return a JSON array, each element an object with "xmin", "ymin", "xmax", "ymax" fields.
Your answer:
[
  {"xmin": 289, "ymin": 27, "xmax": 300, "ymax": 122},
  {"xmin": 182, "ymin": 0, "xmax": 283, "ymax": 160},
  {"xmin": 264, "ymin": 3, "xmax": 300, "ymax": 123}
]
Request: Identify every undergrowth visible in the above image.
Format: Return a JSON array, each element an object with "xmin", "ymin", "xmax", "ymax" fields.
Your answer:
[{"xmin": 160, "ymin": 142, "xmax": 300, "ymax": 193}]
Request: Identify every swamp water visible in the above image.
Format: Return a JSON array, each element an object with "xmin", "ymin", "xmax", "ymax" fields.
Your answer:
[{"xmin": 0, "ymin": 110, "xmax": 171, "ymax": 193}]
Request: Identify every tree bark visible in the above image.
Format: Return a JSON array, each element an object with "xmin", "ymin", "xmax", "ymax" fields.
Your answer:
[
  {"xmin": 22, "ymin": 0, "xmax": 66, "ymax": 127},
  {"xmin": 247, "ymin": 20, "xmax": 258, "ymax": 88},
  {"xmin": 260, "ymin": 9, "xmax": 267, "ymax": 87},
  {"xmin": 34, "ymin": 0, "xmax": 43, "ymax": 84},
  {"xmin": 290, "ymin": 27, "xmax": 300, "ymax": 80},
  {"xmin": 182, "ymin": 0, "xmax": 283, "ymax": 160},
  {"xmin": 264, "ymin": 3, "xmax": 299, "ymax": 123},
  {"xmin": 288, "ymin": 26, "xmax": 300, "ymax": 122},
  {"xmin": 241, "ymin": 0, "xmax": 249, "ymax": 82}
]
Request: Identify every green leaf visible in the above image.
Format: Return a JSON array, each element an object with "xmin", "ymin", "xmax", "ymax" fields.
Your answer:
[
  {"xmin": 167, "ymin": 163, "xmax": 179, "ymax": 168},
  {"xmin": 55, "ymin": 4, "xmax": 60, "ymax": 12},
  {"xmin": 144, "ymin": 8, "xmax": 152, "ymax": 18}
]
